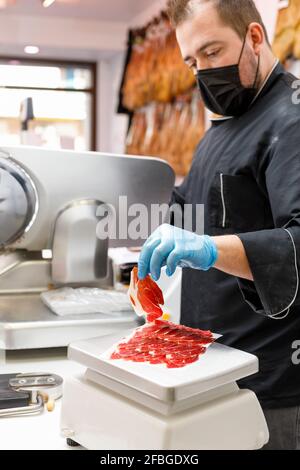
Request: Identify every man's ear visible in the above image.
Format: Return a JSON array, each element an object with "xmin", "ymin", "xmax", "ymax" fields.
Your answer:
[{"xmin": 248, "ymin": 22, "xmax": 264, "ymax": 54}]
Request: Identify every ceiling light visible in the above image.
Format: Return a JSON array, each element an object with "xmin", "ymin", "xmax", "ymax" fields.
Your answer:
[
  {"xmin": 42, "ymin": 0, "xmax": 56, "ymax": 8},
  {"xmin": 24, "ymin": 46, "xmax": 40, "ymax": 55}
]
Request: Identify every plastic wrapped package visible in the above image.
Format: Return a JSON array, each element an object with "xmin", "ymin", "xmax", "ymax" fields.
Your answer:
[{"xmin": 41, "ymin": 287, "xmax": 133, "ymax": 316}]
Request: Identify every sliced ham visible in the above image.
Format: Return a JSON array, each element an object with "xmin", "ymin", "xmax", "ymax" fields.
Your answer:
[
  {"xmin": 110, "ymin": 267, "xmax": 215, "ymax": 368},
  {"xmin": 110, "ymin": 319, "xmax": 214, "ymax": 369}
]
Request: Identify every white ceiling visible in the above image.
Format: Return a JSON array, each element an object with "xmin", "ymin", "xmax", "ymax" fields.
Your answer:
[{"xmin": 0, "ymin": 0, "xmax": 156, "ymax": 22}]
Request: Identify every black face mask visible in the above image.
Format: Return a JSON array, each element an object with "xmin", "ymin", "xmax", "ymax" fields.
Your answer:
[{"xmin": 196, "ymin": 35, "xmax": 260, "ymax": 117}]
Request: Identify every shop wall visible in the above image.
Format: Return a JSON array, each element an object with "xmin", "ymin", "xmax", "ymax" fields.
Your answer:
[
  {"xmin": 97, "ymin": 53, "xmax": 129, "ymax": 154},
  {"xmin": 254, "ymin": 0, "xmax": 279, "ymax": 42},
  {"xmin": 98, "ymin": 0, "xmax": 166, "ymax": 154}
]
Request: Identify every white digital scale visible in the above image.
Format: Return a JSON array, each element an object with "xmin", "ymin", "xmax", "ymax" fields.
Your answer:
[{"xmin": 61, "ymin": 329, "xmax": 269, "ymax": 450}]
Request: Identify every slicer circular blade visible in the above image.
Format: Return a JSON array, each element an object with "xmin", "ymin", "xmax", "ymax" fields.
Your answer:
[{"xmin": 0, "ymin": 150, "xmax": 38, "ymax": 248}]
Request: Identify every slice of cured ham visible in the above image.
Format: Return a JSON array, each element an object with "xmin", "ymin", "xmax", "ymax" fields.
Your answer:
[
  {"xmin": 110, "ymin": 321, "xmax": 215, "ymax": 369},
  {"xmin": 128, "ymin": 267, "xmax": 164, "ymax": 322}
]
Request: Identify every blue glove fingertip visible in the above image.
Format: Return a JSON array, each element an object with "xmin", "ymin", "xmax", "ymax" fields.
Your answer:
[
  {"xmin": 166, "ymin": 268, "xmax": 173, "ymax": 277},
  {"xmin": 138, "ymin": 267, "xmax": 146, "ymax": 280}
]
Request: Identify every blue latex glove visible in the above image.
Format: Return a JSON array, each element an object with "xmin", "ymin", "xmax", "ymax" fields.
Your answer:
[{"xmin": 138, "ymin": 224, "xmax": 218, "ymax": 281}]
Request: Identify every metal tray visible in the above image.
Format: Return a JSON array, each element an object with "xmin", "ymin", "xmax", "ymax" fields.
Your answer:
[{"xmin": 0, "ymin": 295, "xmax": 137, "ymax": 349}]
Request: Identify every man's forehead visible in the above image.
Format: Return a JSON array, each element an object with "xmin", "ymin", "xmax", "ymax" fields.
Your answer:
[
  {"xmin": 176, "ymin": 3, "xmax": 237, "ymax": 59},
  {"xmin": 176, "ymin": 15, "xmax": 225, "ymax": 58},
  {"xmin": 180, "ymin": 0, "xmax": 223, "ymax": 32}
]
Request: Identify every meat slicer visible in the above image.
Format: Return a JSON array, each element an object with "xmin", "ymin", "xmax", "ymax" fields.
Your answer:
[{"xmin": 0, "ymin": 146, "xmax": 175, "ymax": 350}]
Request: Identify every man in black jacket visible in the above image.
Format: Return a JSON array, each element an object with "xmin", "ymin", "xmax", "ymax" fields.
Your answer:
[{"xmin": 138, "ymin": 0, "xmax": 300, "ymax": 450}]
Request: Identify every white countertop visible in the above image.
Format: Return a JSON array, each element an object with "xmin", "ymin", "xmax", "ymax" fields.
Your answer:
[
  {"xmin": 0, "ymin": 270, "xmax": 184, "ymax": 450},
  {"xmin": 0, "ymin": 348, "xmax": 85, "ymax": 450}
]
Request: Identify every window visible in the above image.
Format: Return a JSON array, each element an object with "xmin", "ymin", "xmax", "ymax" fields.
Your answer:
[{"xmin": 0, "ymin": 58, "xmax": 97, "ymax": 151}]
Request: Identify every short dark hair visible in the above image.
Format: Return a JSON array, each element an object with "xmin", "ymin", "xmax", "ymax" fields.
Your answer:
[{"xmin": 166, "ymin": 0, "xmax": 270, "ymax": 44}]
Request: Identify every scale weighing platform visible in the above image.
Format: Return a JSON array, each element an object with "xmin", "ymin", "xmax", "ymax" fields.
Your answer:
[{"xmin": 61, "ymin": 330, "xmax": 269, "ymax": 450}]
